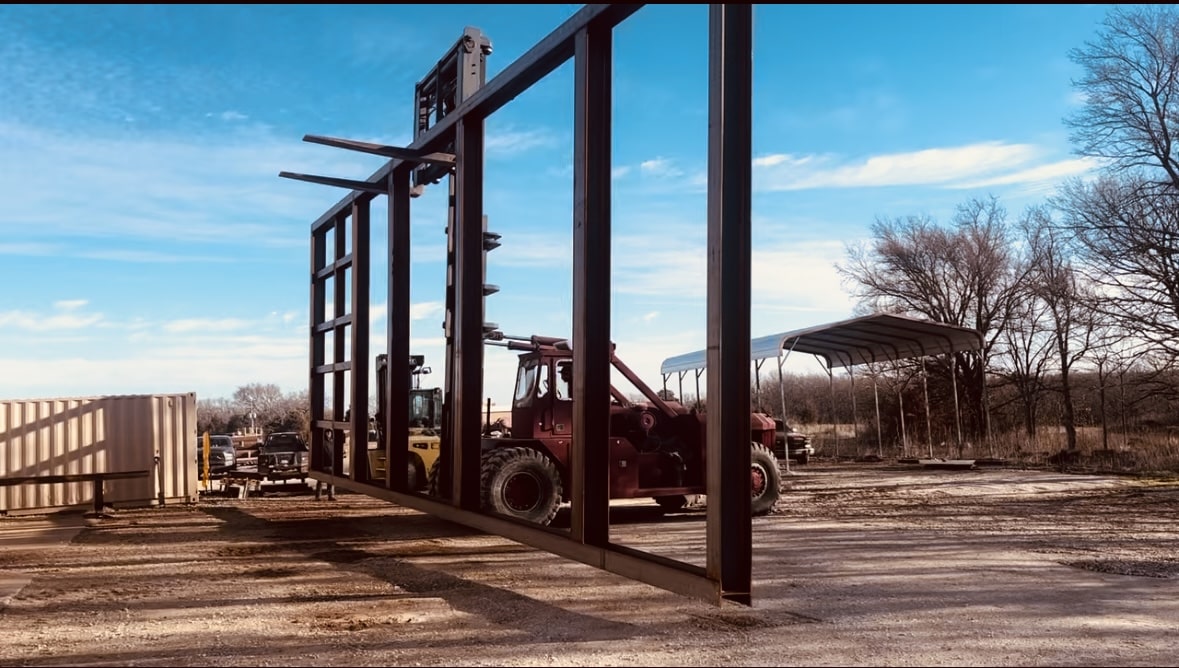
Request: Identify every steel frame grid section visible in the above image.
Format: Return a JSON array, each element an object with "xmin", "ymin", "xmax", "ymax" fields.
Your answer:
[{"xmin": 289, "ymin": 3, "xmax": 760, "ymax": 607}]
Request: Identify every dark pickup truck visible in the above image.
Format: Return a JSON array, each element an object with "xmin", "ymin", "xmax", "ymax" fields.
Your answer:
[
  {"xmin": 774, "ymin": 419, "xmax": 814, "ymax": 465},
  {"xmin": 257, "ymin": 432, "xmax": 310, "ymax": 482}
]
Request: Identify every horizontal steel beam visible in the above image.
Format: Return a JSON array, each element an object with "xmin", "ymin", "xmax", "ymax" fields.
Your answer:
[
  {"xmin": 301, "ymin": 135, "xmax": 456, "ymax": 166},
  {"xmin": 300, "ymin": 3, "xmax": 644, "ymax": 231},
  {"xmin": 278, "ymin": 172, "xmax": 390, "ymax": 195},
  {"xmin": 309, "ymin": 472, "xmax": 722, "ymax": 605}
]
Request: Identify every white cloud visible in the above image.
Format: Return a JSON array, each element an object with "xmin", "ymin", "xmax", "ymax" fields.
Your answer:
[
  {"xmin": 410, "ymin": 301, "xmax": 444, "ymax": 321},
  {"xmin": 639, "ymin": 157, "xmax": 681, "ymax": 177},
  {"xmin": 54, "ymin": 299, "xmax": 88, "ymax": 310},
  {"xmin": 162, "ymin": 318, "xmax": 254, "ymax": 334},
  {"xmin": 751, "ymin": 142, "xmax": 1091, "ymax": 192},
  {"xmin": 0, "ymin": 120, "xmax": 363, "ymax": 248},
  {"xmin": 209, "ymin": 110, "xmax": 248, "ymax": 122},
  {"xmin": 0, "ymin": 306, "xmax": 105, "ymax": 332},
  {"xmin": 0, "ymin": 242, "xmax": 58, "ymax": 256},
  {"xmin": 485, "ymin": 128, "xmax": 560, "ymax": 157},
  {"xmin": 951, "ymin": 157, "xmax": 1102, "ymax": 190}
]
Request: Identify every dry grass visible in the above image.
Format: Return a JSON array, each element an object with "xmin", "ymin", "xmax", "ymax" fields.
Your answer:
[{"xmin": 795, "ymin": 422, "xmax": 1179, "ymax": 478}]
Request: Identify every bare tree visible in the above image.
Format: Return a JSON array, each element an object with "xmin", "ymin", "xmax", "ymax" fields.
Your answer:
[
  {"xmin": 839, "ymin": 196, "xmax": 1027, "ymax": 442},
  {"xmin": 1022, "ymin": 206, "xmax": 1103, "ymax": 451},
  {"xmin": 1055, "ymin": 177, "xmax": 1179, "ymax": 359},
  {"xmin": 995, "ymin": 283, "xmax": 1053, "ymax": 441},
  {"xmin": 232, "ymin": 382, "xmax": 285, "ymax": 431},
  {"xmin": 1058, "ymin": 6, "xmax": 1179, "ymax": 367},
  {"xmin": 1065, "ymin": 5, "xmax": 1179, "ymax": 187},
  {"xmin": 196, "ymin": 397, "xmax": 248, "ymax": 437}
]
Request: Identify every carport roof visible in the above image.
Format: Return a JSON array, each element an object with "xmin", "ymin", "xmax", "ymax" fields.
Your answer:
[{"xmin": 659, "ymin": 313, "xmax": 984, "ymax": 375}]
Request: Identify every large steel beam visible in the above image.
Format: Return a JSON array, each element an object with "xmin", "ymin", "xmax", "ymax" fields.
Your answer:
[
  {"xmin": 350, "ymin": 200, "xmax": 371, "ymax": 480},
  {"xmin": 451, "ymin": 117, "xmax": 485, "ymax": 511},
  {"xmin": 705, "ymin": 3, "xmax": 754, "ymax": 606},
  {"xmin": 302, "ymin": 4, "xmax": 642, "ymax": 233},
  {"xmin": 310, "ymin": 473, "xmax": 720, "ymax": 603},
  {"xmin": 386, "ymin": 167, "xmax": 412, "ymax": 489},
  {"xmin": 570, "ymin": 17, "xmax": 613, "ymax": 548}
]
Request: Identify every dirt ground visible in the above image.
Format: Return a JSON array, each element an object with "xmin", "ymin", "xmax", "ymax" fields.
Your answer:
[{"xmin": 1, "ymin": 461, "xmax": 1177, "ymax": 667}]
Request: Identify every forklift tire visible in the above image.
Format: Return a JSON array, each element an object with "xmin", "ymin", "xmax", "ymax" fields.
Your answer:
[
  {"xmin": 481, "ymin": 447, "xmax": 563, "ymax": 526},
  {"xmin": 751, "ymin": 442, "xmax": 782, "ymax": 516},
  {"xmin": 406, "ymin": 453, "xmax": 425, "ymax": 491},
  {"xmin": 426, "ymin": 460, "xmax": 442, "ymax": 497}
]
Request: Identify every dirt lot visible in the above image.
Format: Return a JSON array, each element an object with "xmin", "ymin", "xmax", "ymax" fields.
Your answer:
[{"xmin": 1, "ymin": 461, "xmax": 1177, "ymax": 667}]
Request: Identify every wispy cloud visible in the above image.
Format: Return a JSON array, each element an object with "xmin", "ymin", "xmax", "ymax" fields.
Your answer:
[
  {"xmin": 639, "ymin": 157, "xmax": 682, "ymax": 178},
  {"xmin": 209, "ymin": 110, "xmax": 249, "ymax": 122},
  {"xmin": 485, "ymin": 127, "xmax": 560, "ymax": 158},
  {"xmin": 163, "ymin": 318, "xmax": 254, "ymax": 334},
  {"xmin": 951, "ymin": 157, "xmax": 1101, "ymax": 189},
  {"xmin": 410, "ymin": 301, "xmax": 444, "ymax": 321},
  {"xmin": 0, "ymin": 242, "xmax": 59, "ymax": 256},
  {"xmin": 0, "ymin": 308, "xmax": 105, "ymax": 332},
  {"xmin": 54, "ymin": 299, "xmax": 88, "ymax": 310},
  {"xmin": 751, "ymin": 141, "xmax": 1092, "ymax": 191},
  {"xmin": 0, "ymin": 120, "xmax": 366, "ymax": 249}
]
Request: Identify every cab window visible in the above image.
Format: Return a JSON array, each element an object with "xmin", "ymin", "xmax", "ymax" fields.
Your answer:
[{"xmin": 514, "ymin": 358, "xmax": 539, "ymax": 408}]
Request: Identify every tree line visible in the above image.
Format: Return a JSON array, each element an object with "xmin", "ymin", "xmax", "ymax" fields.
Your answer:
[
  {"xmin": 822, "ymin": 6, "xmax": 1179, "ymax": 457},
  {"xmin": 196, "ymin": 383, "xmax": 310, "ymax": 439}
]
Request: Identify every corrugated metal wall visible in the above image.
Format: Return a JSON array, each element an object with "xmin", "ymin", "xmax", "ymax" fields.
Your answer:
[{"xmin": 0, "ymin": 393, "xmax": 198, "ymax": 514}]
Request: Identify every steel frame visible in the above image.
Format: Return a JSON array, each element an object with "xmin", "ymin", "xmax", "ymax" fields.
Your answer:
[{"xmin": 280, "ymin": 3, "xmax": 757, "ymax": 607}]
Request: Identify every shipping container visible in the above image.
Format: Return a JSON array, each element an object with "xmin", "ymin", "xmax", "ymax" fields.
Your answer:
[{"xmin": 0, "ymin": 393, "xmax": 198, "ymax": 515}]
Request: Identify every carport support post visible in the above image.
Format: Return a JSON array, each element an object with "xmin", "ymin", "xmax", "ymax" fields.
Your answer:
[
  {"xmin": 827, "ymin": 368, "xmax": 838, "ymax": 459},
  {"xmin": 776, "ymin": 353, "xmax": 790, "ymax": 474},
  {"xmin": 873, "ymin": 372, "xmax": 882, "ymax": 457},
  {"xmin": 695, "ymin": 369, "xmax": 703, "ymax": 409},
  {"xmin": 897, "ymin": 389, "xmax": 907, "ymax": 456},
  {"xmin": 981, "ymin": 350, "xmax": 994, "ymax": 457},
  {"xmin": 849, "ymin": 367, "xmax": 858, "ymax": 441},
  {"xmin": 754, "ymin": 358, "xmax": 763, "ymax": 412},
  {"xmin": 922, "ymin": 358, "xmax": 933, "ymax": 459},
  {"xmin": 951, "ymin": 353, "xmax": 963, "ymax": 458}
]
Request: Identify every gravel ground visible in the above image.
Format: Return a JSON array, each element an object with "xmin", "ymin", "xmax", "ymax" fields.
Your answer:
[{"xmin": 1, "ymin": 461, "xmax": 1177, "ymax": 667}]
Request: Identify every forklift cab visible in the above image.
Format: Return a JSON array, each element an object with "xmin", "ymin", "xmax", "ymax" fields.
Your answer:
[{"xmin": 512, "ymin": 353, "xmax": 573, "ymax": 439}]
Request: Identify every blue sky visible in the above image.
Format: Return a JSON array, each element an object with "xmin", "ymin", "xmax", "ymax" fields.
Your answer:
[{"xmin": 0, "ymin": 4, "xmax": 1115, "ymax": 408}]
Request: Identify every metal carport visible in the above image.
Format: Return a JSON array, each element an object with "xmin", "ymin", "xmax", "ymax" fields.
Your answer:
[{"xmin": 659, "ymin": 313, "xmax": 985, "ymax": 463}]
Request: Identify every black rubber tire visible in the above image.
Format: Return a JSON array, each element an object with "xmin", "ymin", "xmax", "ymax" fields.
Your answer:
[
  {"xmin": 654, "ymin": 495, "xmax": 689, "ymax": 512},
  {"xmin": 480, "ymin": 447, "xmax": 563, "ymax": 526},
  {"xmin": 751, "ymin": 442, "xmax": 782, "ymax": 516},
  {"xmin": 426, "ymin": 459, "xmax": 442, "ymax": 497},
  {"xmin": 406, "ymin": 453, "xmax": 424, "ymax": 491},
  {"xmin": 796, "ymin": 451, "xmax": 810, "ymax": 466}
]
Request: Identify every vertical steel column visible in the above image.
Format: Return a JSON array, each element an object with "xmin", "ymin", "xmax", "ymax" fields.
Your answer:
[
  {"xmin": 310, "ymin": 228, "xmax": 327, "ymax": 472},
  {"xmin": 705, "ymin": 2, "xmax": 753, "ymax": 606},
  {"xmin": 452, "ymin": 117, "xmax": 485, "ymax": 510},
  {"xmin": 332, "ymin": 215, "xmax": 348, "ymax": 477},
  {"xmin": 386, "ymin": 167, "xmax": 413, "ymax": 489},
  {"xmin": 439, "ymin": 176, "xmax": 457, "ymax": 498},
  {"xmin": 350, "ymin": 200, "xmax": 371, "ymax": 479},
  {"xmin": 570, "ymin": 19, "xmax": 613, "ymax": 545}
]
